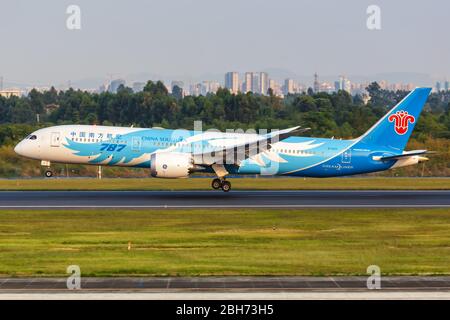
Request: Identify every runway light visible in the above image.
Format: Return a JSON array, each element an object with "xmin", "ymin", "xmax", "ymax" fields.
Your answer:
[{"xmin": 128, "ymin": 241, "xmax": 132, "ymax": 251}]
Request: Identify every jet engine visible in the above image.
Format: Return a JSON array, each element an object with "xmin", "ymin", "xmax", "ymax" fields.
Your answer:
[{"xmin": 150, "ymin": 152, "xmax": 194, "ymax": 178}]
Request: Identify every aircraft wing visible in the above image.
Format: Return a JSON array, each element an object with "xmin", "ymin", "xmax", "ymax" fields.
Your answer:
[{"xmin": 192, "ymin": 126, "xmax": 307, "ymax": 165}]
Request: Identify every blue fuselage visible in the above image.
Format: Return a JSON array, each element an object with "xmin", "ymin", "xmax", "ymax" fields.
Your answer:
[{"xmin": 49, "ymin": 126, "xmax": 398, "ymax": 177}]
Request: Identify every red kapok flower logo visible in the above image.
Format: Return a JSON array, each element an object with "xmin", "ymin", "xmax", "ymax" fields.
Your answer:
[{"xmin": 388, "ymin": 110, "xmax": 415, "ymax": 135}]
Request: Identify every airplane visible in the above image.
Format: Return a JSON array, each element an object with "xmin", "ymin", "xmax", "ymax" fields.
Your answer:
[{"xmin": 14, "ymin": 87, "xmax": 432, "ymax": 192}]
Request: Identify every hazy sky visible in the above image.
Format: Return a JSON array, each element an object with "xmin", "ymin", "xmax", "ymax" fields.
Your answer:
[{"xmin": 0, "ymin": 0, "xmax": 449, "ymax": 86}]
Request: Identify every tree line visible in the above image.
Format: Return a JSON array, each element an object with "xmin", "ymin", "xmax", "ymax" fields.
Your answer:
[
  {"xmin": 0, "ymin": 81, "xmax": 449, "ymax": 177},
  {"xmin": 0, "ymin": 81, "xmax": 449, "ymax": 144}
]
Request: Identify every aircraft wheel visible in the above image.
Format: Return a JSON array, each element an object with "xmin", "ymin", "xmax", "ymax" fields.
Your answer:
[
  {"xmin": 211, "ymin": 178, "xmax": 222, "ymax": 190},
  {"xmin": 221, "ymin": 181, "xmax": 231, "ymax": 192},
  {"xmin": 44, "ymin": 170, "xmax": 53, "ymax": 178}
]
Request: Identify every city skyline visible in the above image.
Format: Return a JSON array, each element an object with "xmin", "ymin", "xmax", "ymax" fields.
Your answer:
[
  {"xmin": 1, "ymin": 70, "xmax": 447, "ymax": 92},
  {"xmin": 3, "ymin": 70, "xmax": 447, "ymax": 100}
]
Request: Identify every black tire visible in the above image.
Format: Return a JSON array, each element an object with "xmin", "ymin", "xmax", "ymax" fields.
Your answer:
[
  {"xmin": 221, "ymin": 181, "xmax": 231, "ymax": 192},
  {"xmin": 44, "ymin": 170, "xmax": 53, "ymax": 178},
  {"xmin": 211, "ymin": 178, "xmax": 222, "ymax": 190}
]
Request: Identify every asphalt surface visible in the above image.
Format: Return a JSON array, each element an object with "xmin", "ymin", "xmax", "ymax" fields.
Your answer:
[
  {"xmin": 0, "ymin": 190, "xmax": 449, "ymax": 209},
  {"xmin": 1, "ymin": 276, "xmax": 450, "ymax": 292}
]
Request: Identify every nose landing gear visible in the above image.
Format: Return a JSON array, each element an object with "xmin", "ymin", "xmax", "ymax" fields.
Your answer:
[
  {"xmin": 41, "ymin": 160, "xmax": 53, "ymax": 178},
  {"xmin": 44, "ymin": 170, "xmax": 53, "ymax": 178},
  {"xmin": 211, "ymin": 178, "xmax": 231, "ymax": 192}
]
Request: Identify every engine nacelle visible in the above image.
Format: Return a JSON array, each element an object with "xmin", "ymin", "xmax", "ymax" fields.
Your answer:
[{"xmin": 150, "ymin": 152, "xmax": 194, "ymax": 178}]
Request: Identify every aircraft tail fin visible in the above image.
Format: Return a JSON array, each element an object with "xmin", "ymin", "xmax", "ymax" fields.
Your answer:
[{"xmin": 356, "ymin": 87, "xmax": 431, "ymax": 151}]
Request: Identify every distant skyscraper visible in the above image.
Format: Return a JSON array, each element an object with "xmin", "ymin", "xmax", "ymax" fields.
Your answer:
[
  {"xmin": 284, "ymin": 79, "xmax": 295, "ymax": 95},
  {"xmin": 334, "ymin": 81, "xmax": 340, "ymax": 92},
  {"xmin": 269, "ymin": 79, "xmax": 282, "ymax": 96},
  {"xmin": 108, "ymin": 79, "xmax": 126, "ymax": 93},
  {"xmin": 445, "ymin": 80, "xmax": 449, "ymax": 92},
  {"xmin": 436, "ymin": 81, "xmax": 441, "ymax": 92},
  {"xmin": 189, "ymin": 83, "xmax": 202, "ymax": 96},
  {"xmin": 225, "ymin": 72, "xmax": 239, "ymax": 94},
  {"xmin": 313, "ymin": 73, "xmax": 320, "ymax": 93},
  {"xmin": 344, "ymin": 80, "xmax": 351, "ymax": 93},
  {"xmin": 201, "ymin": 81, "xmax": 209, "ymax": 95},
  {"xmin": 337, "ymin": 75, "xmax": 351, "ymax": 93},
  {"xmin": 251, "ymin": 73, "xmax": 260, "ymax": 93},
  {"xmin": 200, "ymin": 81, "xmax": 220, "ymax": 95},
  {"xmin": 259, "ymin": 72, "xmax": 269, "ymax": 95},
  {"xmin": 208, "ymin": 81, "xmax": 220, "ymax": 94},
  {"xmin": 243, "ymin": 72, "xmax": 253, "ymax": 93}
]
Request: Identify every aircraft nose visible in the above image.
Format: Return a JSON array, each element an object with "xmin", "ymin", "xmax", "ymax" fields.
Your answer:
[{"xmin": 14, "ymin": 141, "xmax": 25, "ymax": 156}]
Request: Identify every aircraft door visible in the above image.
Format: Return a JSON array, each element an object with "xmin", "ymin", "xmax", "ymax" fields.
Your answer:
[{"xmin": 50, "ymin": 132, "xmax": 61, "ymax": 147}]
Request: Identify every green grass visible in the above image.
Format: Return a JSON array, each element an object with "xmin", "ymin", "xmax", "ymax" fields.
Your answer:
[
  {"xmin": 0, "ymin": 208, "xmax": 449, "ymax": 277},
  {"xmin": 0, "ymin": 177, "xmax": 450, "ymax": 190}
]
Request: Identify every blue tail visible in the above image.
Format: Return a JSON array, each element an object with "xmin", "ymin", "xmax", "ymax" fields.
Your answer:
[{"xmin": 356, "ymin": 87, "xmax": 431, "ymax": 152}]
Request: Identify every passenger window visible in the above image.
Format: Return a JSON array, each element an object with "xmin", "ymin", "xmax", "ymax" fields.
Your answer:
[{"xmin": 29, "ymin": 135, "xmax": 37, "ymax": 140}]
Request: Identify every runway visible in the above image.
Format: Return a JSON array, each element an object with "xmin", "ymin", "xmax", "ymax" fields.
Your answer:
[
  {"xmin": 1, "ymin": 277, "xmax": 450, "ymax": 300},
  {"xmin": 1, "ymin": 276, "xmax": 450, "ymax": 292},
  {"xmin": 0, "ymin": 190, "xmax": 449, "ymax": 209}
]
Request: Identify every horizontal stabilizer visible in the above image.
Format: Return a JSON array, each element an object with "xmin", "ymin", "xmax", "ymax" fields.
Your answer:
[{"xmin": 376, "ymin": 150, "xmax": 429, "ymax": 161}]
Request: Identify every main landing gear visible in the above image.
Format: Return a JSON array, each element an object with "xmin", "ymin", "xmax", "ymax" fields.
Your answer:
[
  {"xmin": 211, "ymin": 178, "xmax": 231, "ymax": 192},
  {"xmin": 211, "ymin": 164, "xmax": 231, "ymax": 192}
]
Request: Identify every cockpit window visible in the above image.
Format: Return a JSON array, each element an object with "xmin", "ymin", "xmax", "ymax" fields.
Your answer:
[{"xmin": 29, "ymin": 135, "xmax": 37, "ymax": 140}]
